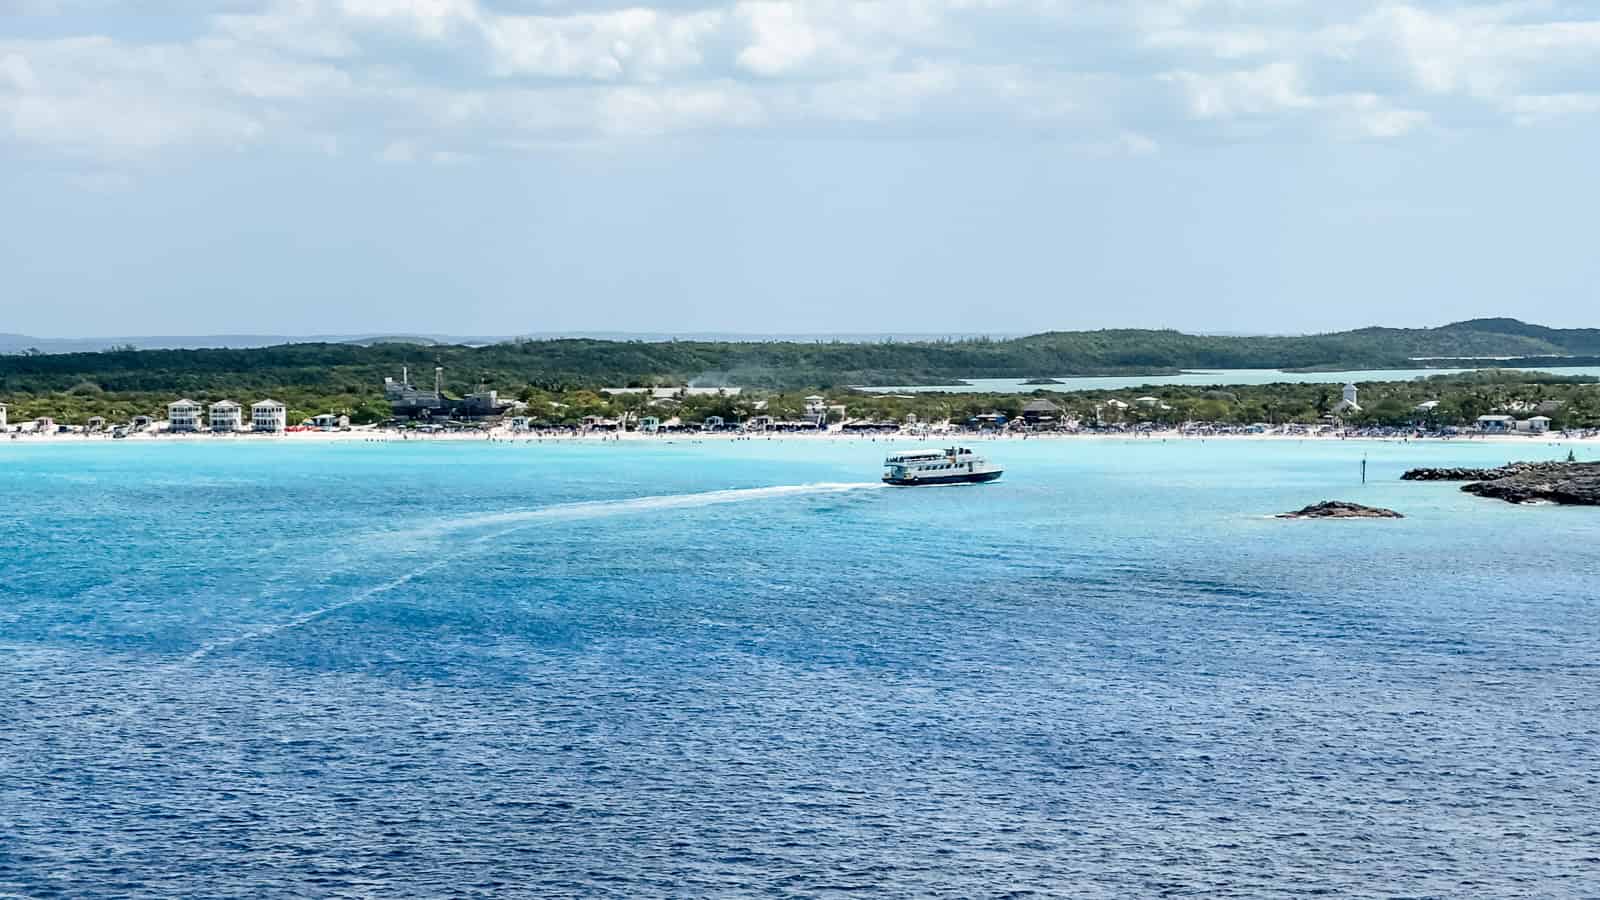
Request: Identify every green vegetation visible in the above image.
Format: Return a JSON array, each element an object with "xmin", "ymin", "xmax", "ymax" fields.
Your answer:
[
  {"xmin": 5, "ymin": 370, "xmax": 1598, "ymax": 431},
  {"xmin": 2, "ymin": 319, "xmax": 1599, "ymax": 427},
  {"xmin": 838, "ymin": 371, "xmax": 1600, "ymax": 430}
]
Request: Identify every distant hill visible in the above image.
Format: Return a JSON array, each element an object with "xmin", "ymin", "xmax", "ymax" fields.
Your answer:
[
  {"xmin": 0, "ymin": 331, "xmax": 1023, "ymax": 354},
  {"xmin": 0, "ymin": 333, "xmax": 491, "ymax": 354},
  {"xmin": 2, "ymin": 319, "xmax": 1598, "ymax": 396}
]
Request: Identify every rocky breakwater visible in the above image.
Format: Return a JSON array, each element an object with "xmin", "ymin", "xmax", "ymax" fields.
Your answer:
[
  {"xmin": 1402, "ymin": 461, "xmax": 1600, "ymax": 505},
  {"xmin": 1278, "ymin": 501, "xmax": 1404, "ymax": 519}
]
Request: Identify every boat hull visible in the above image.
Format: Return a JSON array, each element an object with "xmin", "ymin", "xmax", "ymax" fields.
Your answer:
[{"xmin": 882, "ymin": 470, "xmax": 1003, "ymax": 487}]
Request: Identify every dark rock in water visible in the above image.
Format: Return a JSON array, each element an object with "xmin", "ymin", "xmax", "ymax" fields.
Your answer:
[
  {"xmin": 1401, "ymin": 466, "xmax": 1506, "ymax": 481},
  {"xmin": 1279, "ymin": 501, "xmax": 1404, "ymax": 519},
  {"xmin": 1404, "ymin": 461, "xmax": 1600, "ymax": 505},
  {"xmin": 1459, "ymin": 462, "xmax": 1600, "ymax": 506}
]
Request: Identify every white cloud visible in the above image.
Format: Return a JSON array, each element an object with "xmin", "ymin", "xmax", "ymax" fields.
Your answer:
[
  {"xmin": 483, "ymin": 8, "xmax": 724, "ymax": 81},
  {"xmin": 1362, "ymin": 5, "xmax": 1600, "ymax": 99},
  {"xmin": 3, "ymin": 0, "xmax": 1599, "ymax": 163},
  {"xmin": 337, "ymin": 0, "xmax": 481, "ymax": 40},
  {"xmin": 1166, "ymin": 61, "xmax": 1313, "ymax": 119}
]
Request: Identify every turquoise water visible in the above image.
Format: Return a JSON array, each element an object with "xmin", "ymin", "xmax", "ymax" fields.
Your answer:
[
  {"xmin": 4, "ymin": 438, "xmax": 1599, "ymax": 896},
  {"xmin": 860, "ymin": 365, "xmax": 1600, "ymax": 393}
]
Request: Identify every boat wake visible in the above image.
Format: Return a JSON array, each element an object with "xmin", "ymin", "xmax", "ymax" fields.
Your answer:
[
  {"xmin": 441, "ymin": 481, "xmax": 886, "ymax": 532},
  {"xmin": 185, "ymin": 481, "xmax": 884, "ymax": 662}
]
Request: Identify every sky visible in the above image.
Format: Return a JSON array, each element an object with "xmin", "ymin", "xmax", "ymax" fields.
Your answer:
[{"xmin": 2, "ymin": 0, "xmax": 1598, "ymax": 339}]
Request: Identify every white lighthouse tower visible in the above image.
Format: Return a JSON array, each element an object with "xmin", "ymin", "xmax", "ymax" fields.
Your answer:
[{"xmin": 1333, "ymin": 382, "xmax": 1362, "ymax": 414}]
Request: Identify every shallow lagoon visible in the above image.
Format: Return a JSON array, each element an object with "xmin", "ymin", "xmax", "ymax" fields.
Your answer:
[{"xmin": 859, "ymin": 365, "xmax": 1600, "ymax": 394}]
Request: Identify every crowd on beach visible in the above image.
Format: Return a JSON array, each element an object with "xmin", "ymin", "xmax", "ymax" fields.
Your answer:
[{"xmin": 9, "ymin": 417, "xmax": 1600, "ymax": 445}]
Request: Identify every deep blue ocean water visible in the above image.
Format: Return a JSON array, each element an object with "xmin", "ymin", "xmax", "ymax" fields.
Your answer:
[{"xmin": 3, "ymin": 437, "xmax": 1599, "ymax": 898}]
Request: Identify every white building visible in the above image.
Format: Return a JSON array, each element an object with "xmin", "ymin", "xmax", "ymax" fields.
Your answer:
[
  {"xmin": 602, "ymin": 386, "xmax": 743, "ymax": 399},
  {"xmin": 310, "ymin": 413, "xmax": 349, "ymax": 430},
  {"xmin": 1518, "ymin": 416, "xmax": 1552, "ymax": 434},
  {"xmin": 1333, "ymin": 383, "xmax": 1362, "ymax": 414},
  {"xmin": 252, "ymin": 399, "xmax": 287, "ymax": 433},
  {"xmin": 1477, "ymin": 414, "xmax": 1516, "ymax": 433},
  {"xmin": 0, "ymin": 402, "xmax": 7, "ymax": 428},
  {"xmin": 168, "ymin": 399, "xmax": 203, "ymax": 432},
  {"xmin": 209, "ymin": 400, "xmax": 242, "ymax": 433}
]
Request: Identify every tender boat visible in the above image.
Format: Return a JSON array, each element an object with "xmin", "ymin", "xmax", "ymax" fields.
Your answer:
[{"xmin": 883, "ymin": 447, "xmax": 1003, "ymax": 486}]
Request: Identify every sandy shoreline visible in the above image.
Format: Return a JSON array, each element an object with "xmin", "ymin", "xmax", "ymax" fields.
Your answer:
[{"xmin": 3, "ymin": 427, "xmax": 1594, "ymax": 447}]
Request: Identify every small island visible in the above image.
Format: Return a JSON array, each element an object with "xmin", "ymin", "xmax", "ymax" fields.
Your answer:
[
  {"xmin": 1021, "ymin": 377, "xmax": 1064, "ymax": 385},
  {"xmin": 1403, "ymin": 461, "xmax": 1600, "ymax": 505},
  {"xmin": 1278, "ymin": 501, "xmax": 1404, "ymax": 519}
]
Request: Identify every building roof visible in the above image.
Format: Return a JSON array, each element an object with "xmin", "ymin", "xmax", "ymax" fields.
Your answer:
[
  {"xmin": 1022, "ymin": 399, "xmax": 1063, "ymax": 413},
  {"xmin": 1477, "ymin": 414, "xmax": 1516, "ymax": 422},
  {"xmin": 169, "ymin": 398, "xmax": 199, "ymax": 407},
  {"xmin": 210, "ymin": 400, "xmax": 240, "ymax": 409},
  {"xmin": 253, "ymin": 399, "xmax": 284, "ymax": 408},
  {"xmin": 602, "ymin": 386, "xmax": 742, "ymax": 398}
]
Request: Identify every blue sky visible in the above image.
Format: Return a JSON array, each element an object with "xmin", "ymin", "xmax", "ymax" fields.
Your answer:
[{"xmin": 2, "ymin": 0, "xmax": 1598, "ymax": 338}]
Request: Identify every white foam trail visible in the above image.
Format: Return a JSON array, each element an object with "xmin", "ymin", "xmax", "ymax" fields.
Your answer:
[
  {"xmin": 443, "ymin": 481, "xmax": 885, "ymax": 532},
  {"xmin": 185, "ymin": 481, "xmax": 883, "ymax": 662},
  {"xmin": 186, "ymin": 565, "xmax": 448, "ymax": 662}
]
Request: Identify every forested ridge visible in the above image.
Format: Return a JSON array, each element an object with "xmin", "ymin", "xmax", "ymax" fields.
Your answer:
[
  {"xmin": 3, "ymin": 318, "xmax": 1600, "ymax": 425},
  {"xmin": 4, "ymin": 318, "xmax": 1600, "ymax": 390}
]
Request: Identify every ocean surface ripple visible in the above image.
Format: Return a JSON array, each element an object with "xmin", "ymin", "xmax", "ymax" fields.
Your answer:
[{"xmin": 3, "ymin": 439, "xmax": 1599, "ymax": 897}]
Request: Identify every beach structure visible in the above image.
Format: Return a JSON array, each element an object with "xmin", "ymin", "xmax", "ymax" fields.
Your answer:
[
  {"xmin": 801, "ymin": 395, "xmax": 828, "ymax": 428},
  {"xmin": 252, "ymin": 400, "xmax": 287, "ymax": 433},
  {"xmin": 209, "ymin": 400, "xmax": 242, "ymax": 433},
  {"xmin": 1333, "ymin": 383, "xmax": 1362, "ymax": 414},
  {"xmin": 639, "ymin": 416, "xmax": 660, "ymax": 433},
  {"xmin": 1519, "ymin": 416, "xmax": 1552, "ymax": 434},
  {"xmin": 0, "ymin": 403, "xmax": 7, "ymax": 428},
  {"xmin": 309, "ymin": 413, "xmax": 349, "ymax": 431},
  {"xmin": 384, "ymin": 367, "xmax": 511, "ymax": 421},
  {"xmin": 1021, "ymin": 399, "xmax": 1063, "ymax": 425},
  {"xmin": 602, "ymin": 387, "xmax": 743, "ymax": 400},
  {"xmin": 86, "ymin": 416, "xmax": 106, "ymax": 432},
  {"xmin": 168, "ymin": 399, "xmax": 203, "ymax": 432},
  {"xmin": 1476, "ymin": 414, "xmax": 1515, "ymax": 433},
  {"xmin": 33, "ymin": 417, "xmax": 56, "ymax": 434},
  {"xmin": 703, "ymin": 416, "xmax": 726, "ymax": 431}
]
